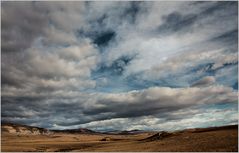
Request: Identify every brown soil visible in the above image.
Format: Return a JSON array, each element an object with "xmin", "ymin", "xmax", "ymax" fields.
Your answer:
[{"xmin": 1, "ymin": 125, "xmax": 238, "ymax": 152}]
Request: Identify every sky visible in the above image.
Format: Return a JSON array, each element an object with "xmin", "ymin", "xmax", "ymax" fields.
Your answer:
[{"xmin": 1, "ymin": 1, "xmax": 238, "ymax": 131}]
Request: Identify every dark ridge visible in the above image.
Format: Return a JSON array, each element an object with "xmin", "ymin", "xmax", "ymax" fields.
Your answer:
[
  {"xmin": 140, "ymin": 131, "xmax": 172, "ymax": 141},
  {"xmin": 118, "ymin": 129, "xmax": 146, "ymax": 135},
  {"xmin": 51, "ymin": 128, "xmax": 98, "ymax": 134},
  {"xmin": 185, "ymin": 125, "xmax": 238, "ymax": 133},
  {"xmin": 102, "ymin": 129, "xmax": 146, "ymax": 135},
  {"xmin": 140, "ymin": 125, "xmax": 238, "ymax": 142}
]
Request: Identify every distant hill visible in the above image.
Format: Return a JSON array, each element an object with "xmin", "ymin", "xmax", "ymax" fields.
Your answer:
[
  {"xmin": 2, "ymin": 122, "xmax": 237, "ymax": 137},
  {"xmin": 51, "ymin": 128, "xmax": 97, "ymax": 134},
  {"xmin": 101, "ymin": 129, "xmax": 151, "ymax": 135},
  {"xmin": 140, "ymin": 124, "xmax": 238, "ymax": 142},
  {"xmin": 1, "ymin": 122, "xmax": 50, "ymax": 135},
  {"xmin": 182, "ymin": 124, "xmax": 238, "ymax": 133},
  {"xmin": 1, "ymin": 122, "xmax": 147, "ymax": 136},
  {"xmin": 118, "ymin": 129, "xmax": 147, "ymax": 135},
  {"xmin": 1, "ymin": 122, "xmax": 98, "ymax": 135}
]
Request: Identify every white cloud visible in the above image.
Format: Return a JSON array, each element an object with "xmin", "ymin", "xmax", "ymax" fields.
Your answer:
[{"xmin": 191, "ymin": 76, "xmax": 215, "ymax": 87}]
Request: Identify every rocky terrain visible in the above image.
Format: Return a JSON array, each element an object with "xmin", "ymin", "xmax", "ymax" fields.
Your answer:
[
  {"xmin": 1, "ymin": 122, "xmax": 51, "ymax": 135},
  {"xmin": 1, "ymin": 122, "xmax": 98, "ymax": 135}
]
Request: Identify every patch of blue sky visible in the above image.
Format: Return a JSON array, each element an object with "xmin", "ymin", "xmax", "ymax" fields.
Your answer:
[
  {"xmin": 90, "ymin": 59, "xmax": 238, "ymax": 94},
  {"xmin": 203, "ymin": 102, "xmax": 238, "ymax": 110},
  {"xmin": 214, "ymin": 64, "xmax": 238, "ymax": 90}
]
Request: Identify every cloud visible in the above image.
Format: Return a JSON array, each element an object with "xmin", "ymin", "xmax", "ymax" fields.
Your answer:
[
  {"xmin": 191, "ymin": 76, "xmax": 216, "ymax": 87},
  {"xmin": 1, "ymin": 1, "xmax": 237, "ymax": 130},
  {"xmin": 79, "ymin": 107, "xmax": 238, "ymax": 131},
  {"xmin": 79, "ymin": 86, "xmax": 237, "ymax": 121},
  {"xmin": 2, "ymin": 85, "xmax": 237, "ymax": 129},
  {"xmin": 1, "ymin": 2, "xmax": 48, "ymax": 52},
  {"xmin": 97, "ymin": 1, "xmax": 237, "ymax": 87}
]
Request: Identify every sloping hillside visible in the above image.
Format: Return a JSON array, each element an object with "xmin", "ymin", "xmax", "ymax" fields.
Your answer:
[{"xmin": 1, "ymin": 122, "xmax": 50, "ymax": 135}]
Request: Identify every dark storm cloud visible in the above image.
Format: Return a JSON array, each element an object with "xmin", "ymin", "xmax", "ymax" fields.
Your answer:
[
  {"xmin": 83, "ymin": 102, "xmax": 182, "ymax": 120},
  {"xmin": 1, "ymin": 96, "xmax": 87, "ymax": 126},
  {"xmin": 1, "ymin": 73, "xmax": 23, "ymax": 88},
  {"xmin": 1, "ymin": 96, "xmax": 48, "ymax": 113},
  {"xmin": 210, "ymin": 29, "xmax": 238, "ymax": 46},
  {"xmin": 2, "ymin": 84, "xmax": 236, "ymax": 128},
  {"xmin": 158, "ymin": 12, "xmax": 198, "ymax": 34},
  {"xmin": 1, "ymin": 1, "xmax": 48, "ymax": 52},
  {"xmin": 92, "ymin": 86, "xmax": 235, "ymax": 115},
  {"xmin": 57, "ymin": 86, "xmax": 237, "ymax": 126},
  {"xmin": 1, "ymin": 97, "xmax": 48, "ymax": 126}
]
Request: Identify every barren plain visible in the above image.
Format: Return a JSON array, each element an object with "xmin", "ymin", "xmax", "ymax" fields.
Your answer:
[{"xmin": 1, "ymin": 123, "xmax": 238, "ymax": 152}]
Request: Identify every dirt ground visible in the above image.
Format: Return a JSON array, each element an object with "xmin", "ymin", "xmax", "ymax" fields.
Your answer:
[{"xmin": 1, "ymin": 125, "xmax": 238, "ymax": 152}]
